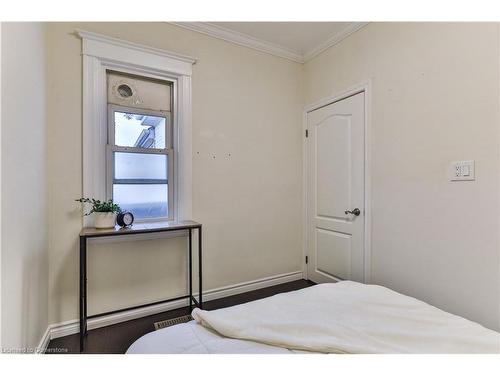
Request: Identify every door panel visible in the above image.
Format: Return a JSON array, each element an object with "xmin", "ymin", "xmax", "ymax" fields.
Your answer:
[
  {"xmin": 316, "ymin": 115, "xmax": 351, "ymax": 220},
  {"xmin": 316, "ymin": 229, "xmax": 352, "ymax": 280},
  {"xmin": 307, "ymin": 92, "xmax": 365, "ymax": 284}
]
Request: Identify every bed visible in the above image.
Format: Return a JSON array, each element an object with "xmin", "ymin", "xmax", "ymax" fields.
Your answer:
[
  {"xmin": 126, "ymin": 320, "xmax": 309, "ymax": 354},
  {"xmin": 127, "ymin": 281, "xmax": 500, "ymax": 354}
]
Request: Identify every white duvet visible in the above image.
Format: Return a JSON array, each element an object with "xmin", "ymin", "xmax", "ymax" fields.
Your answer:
[
  {"xmin": 191, "ymin": 281, "xmax": 500, "ymax": 354},
  {"xmin": 126, "ymin": 320, "xmax": 308, "ymax": 354}
]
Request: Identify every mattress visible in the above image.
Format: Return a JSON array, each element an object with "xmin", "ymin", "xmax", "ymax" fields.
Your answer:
[
  {"xmin": 126, "ymin": 320, "xmax": 307, "ymax": 354},
  {"xmin": 127, "ymin": 281, "xmax": 500, "ymax": 354}
]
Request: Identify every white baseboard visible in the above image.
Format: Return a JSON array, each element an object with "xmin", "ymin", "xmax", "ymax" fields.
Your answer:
[
  {"xmin": 36, "ymin": 326, "xmax": 51, "ymax": 354},
  {"xmin": 204, "ymin": 270, "xmax": 303, "ymax": 301},
  {"xmin": 47, "ymin": 271, "xmax": 303, "ymax": 341}
]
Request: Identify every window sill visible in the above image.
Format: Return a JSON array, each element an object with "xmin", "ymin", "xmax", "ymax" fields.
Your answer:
[{"xmin": 133, "ymin": 217, "xmax": 173, "ymax": 224}]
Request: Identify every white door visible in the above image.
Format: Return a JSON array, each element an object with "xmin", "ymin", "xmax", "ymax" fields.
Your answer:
[{"xmin": 306, "ymin": 92, "xmax": 365, "ymax": 283}]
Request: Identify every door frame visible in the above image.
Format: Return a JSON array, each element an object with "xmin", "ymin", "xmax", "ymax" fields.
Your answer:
[{"xmin": 302, "ymin": 80, "xmax": 372, "ymax": 283}]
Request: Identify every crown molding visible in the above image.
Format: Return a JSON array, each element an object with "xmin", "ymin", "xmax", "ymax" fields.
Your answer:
[
  {"xmin": 170, "ymin": 22, "xmax": 304, "ymax": 63},
  {"xmin": 303, "ymin": 22, "xmax": 369, "ymax": 62},
  {"xmin": 169, "ymin": 22, "xmax": 369, "ymax": 64},
  {"xmin": 75, "ymin": 29, "xmax": 197, "ymax": 65}
]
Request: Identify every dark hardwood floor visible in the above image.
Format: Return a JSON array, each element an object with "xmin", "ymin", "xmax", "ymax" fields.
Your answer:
[{"xmin": 46, "ymin": 279, "xmax": 315, "ymax": 354}]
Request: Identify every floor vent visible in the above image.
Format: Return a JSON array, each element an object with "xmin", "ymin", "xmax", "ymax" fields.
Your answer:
[{"xmin": 153, "ymin": 315, "xmax": 194, "ymax": 330}]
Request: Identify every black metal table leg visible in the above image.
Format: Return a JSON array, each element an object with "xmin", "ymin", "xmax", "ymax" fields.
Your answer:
[
  {"xmin": 188, "ymin": 228, "xmax": 193, "ymax": 312},
  {"xmin": 77, "ymin": 221, "xmax": 202, "ymax": 352},
  {"xmin": 83, "ymin": 238, "xmax": 87, "ymax": 337},
  {"xmin": 79, "ymin": 236, "xmax": 87, "ymax": 352},
  {"xmin": 198, "ymin": 226, "xmax": 203, "ymax": 309}
]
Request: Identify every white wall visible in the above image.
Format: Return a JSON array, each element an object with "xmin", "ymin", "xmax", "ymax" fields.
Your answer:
[
  {"xmin": 304, "ymin": 22, "xmax": 500, "ymax": 330},
  {"xmin": 1, "ymin": 22, "xmax": 49, "ymax": 349},
  {"xmin": 46, "ymin": 23, "xmax": 304, "ymax": 325}
]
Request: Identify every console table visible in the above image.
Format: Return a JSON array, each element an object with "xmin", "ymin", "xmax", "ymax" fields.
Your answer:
[{"xmin": 78, "ymin": 220, "xmax": 202, "ymax": 352}]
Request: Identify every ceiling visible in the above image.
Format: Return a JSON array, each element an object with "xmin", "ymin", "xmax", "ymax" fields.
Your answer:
[
  {"xmin": 211, "ymin": 22, "xmax": 352, "ymax": 55},
  {"xmin": 171, "ymin": 22, "xmax": 368, "ymax": 63}
]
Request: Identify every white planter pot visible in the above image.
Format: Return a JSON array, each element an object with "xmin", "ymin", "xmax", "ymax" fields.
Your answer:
[{"xmin": 94, "ymin": 212, "xmax": 117, "ymax": 229}]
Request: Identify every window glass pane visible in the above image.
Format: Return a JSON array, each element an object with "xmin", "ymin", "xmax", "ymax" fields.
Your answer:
[
  {"xmin": 114, "ymin": 111, "xmax": 166, "ymax": 149},
  {"xmin": 113, "ymin": 184, "xmax": 168, "ymax": 219},
  {"xmin": 114, "ymin": 152, "xmax": 167, "ymax": 180}
]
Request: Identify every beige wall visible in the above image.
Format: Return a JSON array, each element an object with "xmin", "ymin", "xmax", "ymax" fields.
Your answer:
[
  {"xmin": 11, "ymin": 22, "xmax": 498, "ymax": 335},
  {"xmin": 46, "ymin": 23, "xmax": 304, "ymax": 324},
  {"xmin": 1, "ymin": 22, "xmax": 49, "ymax": 349},
  {"xmin": 304, "ymin": 22, "xmax": 500, "ymax": 330}
]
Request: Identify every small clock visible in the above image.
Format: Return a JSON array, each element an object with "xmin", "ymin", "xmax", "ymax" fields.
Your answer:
[{"xmin": 117, "ymin": 211, "xmax": 134, "ymax": 227}]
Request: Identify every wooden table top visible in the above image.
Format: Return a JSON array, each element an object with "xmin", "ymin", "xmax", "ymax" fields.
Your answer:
[{"xmin": 79, "ymin": 220, "xmax": 202, "ymax": 238}]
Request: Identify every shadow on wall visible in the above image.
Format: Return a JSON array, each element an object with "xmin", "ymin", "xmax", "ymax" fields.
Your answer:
[
  {"xmin": 51, "ymin": 238, "xmax": 79, "ymax": 325},
  {"xmin": 20, "ymin": 250, "xmax": 48, "ymax": 351},
  {"xmin": 22, "ymin": 259, "xmax": 30, "ymax": 347}
]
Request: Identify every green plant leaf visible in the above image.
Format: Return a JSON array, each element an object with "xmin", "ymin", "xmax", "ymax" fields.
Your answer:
[{"xmin": 76, "ymin": 197, "xmax": 121, "ymax": 215}]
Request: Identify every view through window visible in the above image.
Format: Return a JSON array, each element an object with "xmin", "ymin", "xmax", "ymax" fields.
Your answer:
[{"xmin": 106, "ymin": 72, "xmax": 173, "ymax": 220}]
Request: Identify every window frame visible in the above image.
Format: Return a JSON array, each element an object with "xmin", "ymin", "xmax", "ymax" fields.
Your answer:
[
  {"xmin": 78, "ymin": 29, "xmax": 195, "ymax": 228},
  {"xmin": 106, "ymin": 104, "xmax": 175, "ymax": 222}
]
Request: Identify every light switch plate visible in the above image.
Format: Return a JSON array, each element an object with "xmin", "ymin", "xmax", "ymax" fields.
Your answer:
[{"xmin": 450, "ymin": 160, "xmax": 475, "ymax": 181}]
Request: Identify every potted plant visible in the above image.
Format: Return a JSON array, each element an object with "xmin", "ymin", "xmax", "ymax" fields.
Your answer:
[{"xmin": 76, "ymin": 197, "xmax": 121, "ymax": 229}]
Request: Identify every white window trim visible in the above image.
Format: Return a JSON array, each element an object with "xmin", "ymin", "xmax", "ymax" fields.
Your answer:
[{"xmin": 77, "ymin": 29, "xmax": 196, "ymax": 227}]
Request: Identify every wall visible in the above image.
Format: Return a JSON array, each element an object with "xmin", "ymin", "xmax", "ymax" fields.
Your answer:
[
  {"xmin": 1, "ymin": 22, "xmax": 49, "ymax": 349},
  {"xmin": 304, "ymin": 22, "xmax": 500, "ymax": 330},
  {"xmin": 46, "ymin": 23, "xmax": 304, "ymax": 324},
  {"xmin": 45, "ymin": 21, "xmax": 500, "ymax": 333}
]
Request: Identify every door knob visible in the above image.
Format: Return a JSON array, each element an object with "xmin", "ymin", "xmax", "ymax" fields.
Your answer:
[{"xmin": 344, "ymin": 208, "xmax": 361, "ymax": 216}]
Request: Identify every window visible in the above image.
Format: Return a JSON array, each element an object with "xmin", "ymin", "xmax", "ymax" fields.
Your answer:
[
  {"xmin": 106, "ymin": 72, "xmax": 173, "ymax": 221},
  {"xmin": 79, "ymin": 30, "xmax": 194, "ymax": 227}
]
